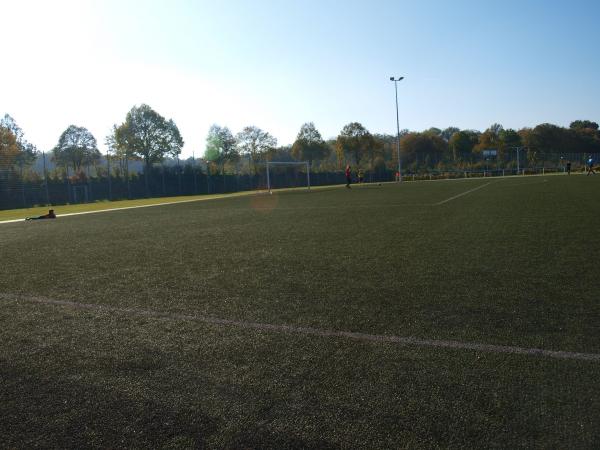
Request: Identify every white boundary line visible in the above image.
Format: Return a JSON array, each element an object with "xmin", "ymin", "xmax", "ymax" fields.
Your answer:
[
  {"xmin": 0, "ymin": 184, "xmax": 348, "ymax": 225},
  {"xmin": 1, "ymin": 218, "xmax": 30, "ymax": 224},
  {"xmin": 434, "ymin": 181, "xmax": 496, "ymax": 205},
  {"xmin": 0, "ymin": 193, "xmax": 261, "ymax": 225},
  {"xmin": 1, "ymin": 173, "xmax": 562, "ymax": 224},
  {"xmin": 2, "ymin": 293, "xmax": 599, "ymax": 363}
]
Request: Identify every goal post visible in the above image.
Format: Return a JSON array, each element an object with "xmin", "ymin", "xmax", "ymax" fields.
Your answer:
[{"xmin": 266, "ymin": 161, "xmax": 311, "ymax": 193}]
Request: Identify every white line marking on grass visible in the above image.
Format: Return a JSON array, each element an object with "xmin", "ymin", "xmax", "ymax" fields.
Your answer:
[
  {"xmin": 0, "ymin": 174, "xmax": 556, "ymax": 225},
  {"xmin": 0, "ymin": 196, "xmax": 253, "ymax": 224},
  {"xmin": 434, "ymin": 181, "xmax": 496, "ymax": 205},
  {"xmin": 0, "ymin": 185, "xmax": 342, "ymax": 225},
  {"xmin": 501, "ymin": 179, "xmax": 549, "ymax": 187},
  {"xmin": 2, "ymin": 293, "xmax": 599, "ymax": 363}
]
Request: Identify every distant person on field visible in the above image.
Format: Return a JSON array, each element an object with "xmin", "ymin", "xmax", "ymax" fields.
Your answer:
[
  {"xmin": 26, "ymin": 209, "xmax": 56, "ymax": 221},
  {"xmin": 566, "ymin": 161, "xmax": 571, "ymax": 175},
  {"xmin": 395, "ymin": 171, "xmax": 400, "ymax": 182},
  {"xmin": 587, "ymin": 157, "xmax": 596, "ymax": 176},
  {"xmin": 345, "ymin": 165, "xmax": 352, "ymax": 188},
  {"xmin": 358, "ymin": 168, "xmax": 364, "ymax": 184}
]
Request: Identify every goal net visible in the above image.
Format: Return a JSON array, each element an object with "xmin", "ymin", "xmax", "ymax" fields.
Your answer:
[{"xmin": 266, "ymin": 161, "xmax": 311, "ymax": 193}]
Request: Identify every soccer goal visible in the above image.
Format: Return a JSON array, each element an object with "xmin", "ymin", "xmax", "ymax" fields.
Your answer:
[{"xmin": 266, "ymin": 161, "xmax": 311, "ymax": 193}]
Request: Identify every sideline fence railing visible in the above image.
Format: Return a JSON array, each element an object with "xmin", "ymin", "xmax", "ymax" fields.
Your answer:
[{"xmin": 0, "ymin": 152, "xmax": 587, "ymax": 211}]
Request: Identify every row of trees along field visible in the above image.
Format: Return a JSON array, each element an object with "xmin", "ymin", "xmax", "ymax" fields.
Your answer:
[{"xmin": 2, "ymin": 105, "xmax": 600, "ymax": 187}]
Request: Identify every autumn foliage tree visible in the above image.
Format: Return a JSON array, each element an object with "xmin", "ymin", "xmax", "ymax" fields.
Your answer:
[
  {"xmin": 400, "ymin": 132, "xmax": 447, "ymax": 168},
  {"xmin": 291, "ymin": 122, "xmax": 330, "ymax": 167},
  {"xmin": 113, "ymin": 104, "xmax": 184, "ymax": 196},
  {"xmin": 236, "ymin": 126, "xmax": 277, "ymax": 173},
  {"xmin": 52, "ymin": 125, "xmax": 100, "ymax": 175},
  {"xmin": 448, "ymin": 130, "xmax": 479, "ymax": 162},
  {"xmin": 1, "ymin": 114, "xmax": 37, "ymax": 167},
  {"xmin": 335, "ymin": 122, "xmax": 375, "ymax": 167},
  {"xmin": 204, "ymin": 124, "xmax": 238, "ymax": 175},
  {"xmin": 0, "ymin": 127, "xmax": 20, "ymax": 168}
]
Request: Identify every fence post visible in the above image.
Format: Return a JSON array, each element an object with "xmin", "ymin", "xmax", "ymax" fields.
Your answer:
[
  {"xmin": 19, "ymin": 161, "xmax": 26, "ymax": 207},
  {"xmin": 107, "ymin": 152, "xmax": 112, "ymax": 201},
  {"xmin": 192, "ymin": 152, "xmax": 198, "ymax": 194},
  {"xmin": 177, "ymin": 157, "xmax": 182, "ymax": 195},
  {"xmin": 126, "ymin": 156, "xmax": 131, "ymax": 199},
  {"xmin": 42, "ymin": 151, "xmax": 50, "ymax": 206},
  {"xmin": 65, "ymin": 168, "xmax": 70, "ymax": 203},
  {"xmin": 87, "ymin": 164, "xmax": 93, "ymax": 202},
  {"xmin": 206, "ymin": 163, "xmax": 211, "ymax": 194}
]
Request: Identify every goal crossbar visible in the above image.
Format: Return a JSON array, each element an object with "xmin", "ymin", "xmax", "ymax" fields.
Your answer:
[{"xmin": 266, "ymin": 161, "xmax": 311, "ymax": 193}]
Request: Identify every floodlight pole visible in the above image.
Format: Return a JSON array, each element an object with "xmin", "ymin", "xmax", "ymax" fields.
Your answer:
[
  {"xmin": 509, "ymin": 146, "xmax": 524, "ymax": 174},
  {"xmin": 390, "ymin": 76, "xmax": 404, "ymax": 182}
]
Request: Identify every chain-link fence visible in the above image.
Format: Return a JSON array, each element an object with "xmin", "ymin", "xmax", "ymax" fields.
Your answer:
[
  {"xmin": 0, "ymin": 153, "xmax": 393, "ymax": 210},
  {"xmin": 1, "ymin": 151, "xmax": 597, "ymax": 211}
]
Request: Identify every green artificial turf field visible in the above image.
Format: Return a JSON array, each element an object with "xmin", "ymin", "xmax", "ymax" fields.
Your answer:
[{"xmin": 1, "ymin": 175, "xmax": 599, "ymax": 448}]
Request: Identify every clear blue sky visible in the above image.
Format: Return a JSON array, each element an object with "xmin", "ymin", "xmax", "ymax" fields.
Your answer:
[{"xmin": 2, "ymin": 0, "xmax": 599, "ymax": 157}]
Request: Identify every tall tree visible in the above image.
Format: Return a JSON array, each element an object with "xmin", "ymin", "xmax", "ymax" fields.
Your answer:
[
  {"xmin": 448, "ymin": 130, "xmax": 479, "ymax": 161},
  {"xmin": 291, "ymin": 122, "xmax": 330, "ymax": 167},
  {"xmin": 0, "ymin": 114, "xmax": 37, "ymax": 166},
  {"xmin": 267, "ymin": 144, "xmax": 294, "ymax": 163},
  {"xmin": 569, "ymin": 120, "xmax": 599, "ymax": 131},
  {"xmin": 526, "ymin": 123, "xmax": 567, "ymax": 155},
  {"xmin": 566, "ymin": 127, "xmax": 600, "ymax": 154},
  {"xmin": 52, "ymin": 125, "xmax": 100, "ymax": 174},
  {"xmin": 236, "ymin": 126, "xmax": 277, "ymax": 173},
  {"xmin": 517, "ymin": 128, "xmax": 537, "ymax": 164},
  {"xmin": 424, "ymin": 127, "xmax": 442, "ymax": 137},
  {"xmin": 204, "ymin": 124, "xmax": 238, "ymax": 176},
  {"xmin": 364, "ymin": 135, "xmax": 385, "ymax": 172},
  {"xmin": 474, "ymin": 124, "xmax": 505, "ymax": 158},
  {"xmin": 474, "ymin": 131, "xmax": 500, "ymax": 154},
  {"xmin": 498, "ymin": 128, "xmax": 522, "ymax": 160},
  {"xmin": 499, "ymin": 128, "xmax": 522, "ymax": 148},
  {"xmin": 113, "ymin": 104, "xmax": 184, "ymax": 195},
  {"xmin": 335, "ymin": 122, "xmax": 374, "ymax": 166},
  {"xmin": 105, "ymin": 126, "xmax": 136, "ymax": 178},
  {"xmin": 0, "ymin": 126, "xmax": 20, "ymax": 167},
  {"xmin": 441, "ymin": 127, "xmax": 460, "ymax": 142},
  {"xmin": 400, "ymin": 132, "xmax": 447, "ymax": 167},
  {"xmin": 488, "ymin": 123, "xmax": 504, "ymax": 136}
]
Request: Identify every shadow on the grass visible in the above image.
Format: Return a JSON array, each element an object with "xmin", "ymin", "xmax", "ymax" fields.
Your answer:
[
  {"xmin": 0, "ymin": 363, "xmax": 340, "ymax": 449},
  {"xmin": 0, "ymin": 365, "xmax": 218, "ymax": 448}
]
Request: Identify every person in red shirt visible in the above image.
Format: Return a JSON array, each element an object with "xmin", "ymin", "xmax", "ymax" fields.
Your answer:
[
  {"xmin": 345, "ymin": 165, "xmax": 352, "ymax": 188},
  {"xmin": 26, "ymin": 209, "xmax": 56, "ymax": 220}
]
